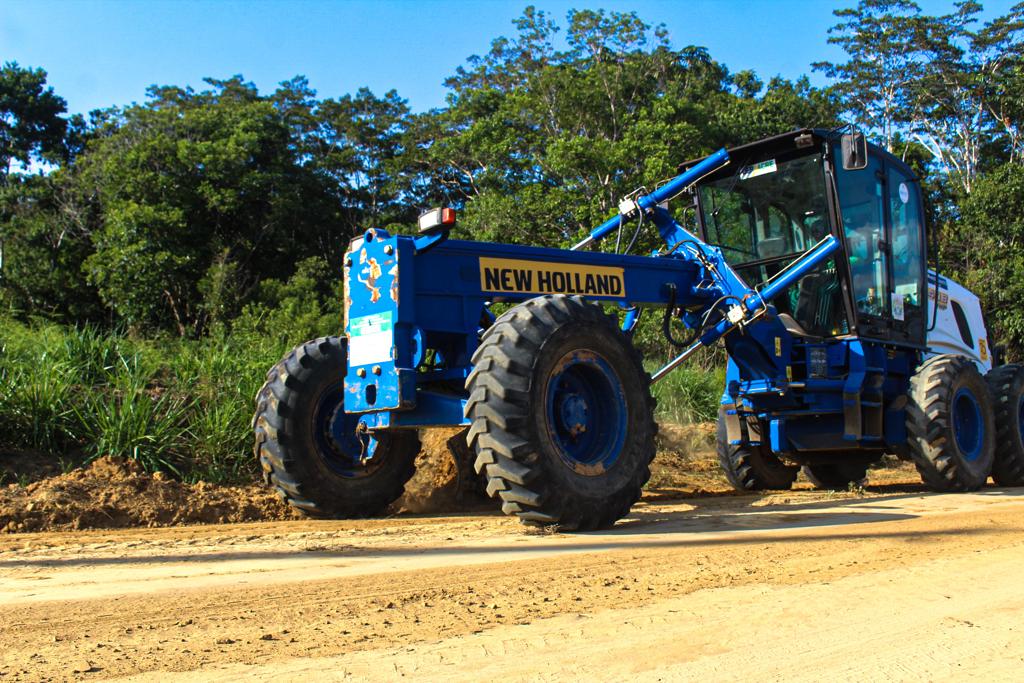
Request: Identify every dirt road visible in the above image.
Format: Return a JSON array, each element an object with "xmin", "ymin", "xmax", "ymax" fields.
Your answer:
[{"xmin": 3, "ymin": 487, "xmax": 1023, "ymax": 681}]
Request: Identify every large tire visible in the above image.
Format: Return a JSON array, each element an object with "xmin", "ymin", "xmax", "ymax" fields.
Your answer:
[
  {"xmin": 252, "ymin": 336, "xmax": 420, "ymax": 517},
  {"xmin": 801, "ymin": 462, "xmax": 868, "ymax": 490},
  {"xmin": 716, "ymin": 408, "xmax": 798, "ymax": 491},
  {"xmin": 466, "ymin": 295, "xmax": 657, "ymax": 531},
  {"xmin": 986, "ymin": 363, "xmax": 1024, "ymax": 486},
  {"xmin": 906, "ymin": 354, "xmax": 994, "ymax": 492}
]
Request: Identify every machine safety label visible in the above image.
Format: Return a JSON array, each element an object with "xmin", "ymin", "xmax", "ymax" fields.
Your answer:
[
  {"xmin": 891, "ymin": 292, "xmax": 905, "ymax": 321},
  {"xmin": 479, "ymin": 257, "xmax": 625, "ymax": 297},
  {"xmin": 348, "ymin": 311, "xmax": 393, "ymax": 367}
]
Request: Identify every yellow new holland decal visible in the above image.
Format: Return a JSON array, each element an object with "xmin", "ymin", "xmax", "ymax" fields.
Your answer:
[{"xmin": 479, "ymin": 257, "xmax": 625, "ymax": 296}]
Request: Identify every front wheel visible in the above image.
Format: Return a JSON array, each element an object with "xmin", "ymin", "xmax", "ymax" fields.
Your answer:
[
  {"xmin": 716, "ymin": 408, "xmax": 798, "ymax": 491},
  {"xmin": 252, "ymin": 336, "xmax": 420, "ymax": 517},
  {"xmin": 466, "ymin": 295, "xmax": 657, "ymax": 531}
]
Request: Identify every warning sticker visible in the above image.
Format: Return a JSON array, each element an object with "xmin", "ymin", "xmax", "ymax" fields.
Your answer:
[
  {"xmin": 891, "ymin": 292, "xmax": 905, "ymax": 321},
  {"xmin": 479, "ymin": 257, "xmax": 625, "ymax": 297},
  {"xmin": 348, "ymin": 311, "xmax": 393, "ymax": 367},
  {"xmin": 739, "ymin": 159, "xmax": 777, "ymax": 180}
]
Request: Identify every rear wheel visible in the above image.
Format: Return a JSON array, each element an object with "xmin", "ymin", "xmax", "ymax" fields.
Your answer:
[
  {"xmin": 801, "ymin": 462, "xmax": 868, "ymax": 490},
  {"xmin": 466, "ymin": 295, "xmax": 657, "ymax": 531},
  {"xmin": 906, "ymin": 354, "xmax": 994, "ymax": 492},
  {"xmin": 252, "ymin": 336, "xmax": 420, "ymax": 517},
  {"xmin": 716, "ymin": 408, "xmax": 798, "ymax": 491},
  {"xmin": 986, "ymin": 363, "xmax": 1024, "ymax": 486}
]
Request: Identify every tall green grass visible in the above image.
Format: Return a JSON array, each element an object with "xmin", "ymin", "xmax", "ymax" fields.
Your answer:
[
  {"xmin": 650, "ymin": 365, "xmax": 725, "ymax": 425},
  {"xmin": 0, "ymin": 313, "xmax": 726, "ymax": 484},
  {"xmin": 0, "ymin": 318, "xmax": 291, "ymax": 483}
]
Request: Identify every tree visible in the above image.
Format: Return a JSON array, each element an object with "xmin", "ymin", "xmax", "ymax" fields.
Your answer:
[
  {"xmin": 818, "ymin": 1, "xmax": 1024, "ymax": 192},
  {"xmin": 0, "ymin": 62, "xmax": 67, "ymax": 175},
  {"xmin": 418, "ymin": 7, "xmax": 837, "ymax": 252},
  {"xmin": 0, "ymin": 8, "xmax": 843, "ymax": 344},
  {"xmin": 79, "ymin": 78, "xmax": 345, "ymax": 334},
  {"xmin": 315, "ymin": 88, "xmax": 414, "ymax": 234},
  {"xmin": 909, "ymin": 1, "xmax": 1024, "ymax": 193},
  {"xmin": 814, "ymin": 0, "xmax": 923, "ymax": 153},
  {"xmin": 0, "ymin": 63, "xmax": 76, "ymax": 311},
  {"xmin": 942, "ymin": 162, "xmax": 1024, "ymax": 359},
  {"xmin": 0, "ymin": 170, "xmax": 104, "ymax": 320}
]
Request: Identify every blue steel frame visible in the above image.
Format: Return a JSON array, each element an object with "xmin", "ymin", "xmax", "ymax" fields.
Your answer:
[
  {"xmin": 705, "ymin": 131, "xmax": 928, "ymax": 460},
  {"xmin": 342, "ymin": 147, "xmax": 841, "ymax": 443}
]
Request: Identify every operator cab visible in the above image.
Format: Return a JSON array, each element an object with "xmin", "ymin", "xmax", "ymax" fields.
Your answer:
[{"xmin": 686, "ymin": 128, "xmax": 928, "ymax": 348}]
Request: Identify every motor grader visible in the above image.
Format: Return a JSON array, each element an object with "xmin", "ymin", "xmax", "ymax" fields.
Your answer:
[{"xmin": 253, "ymin": 128, "xmax": 1022, "ymax": 530}]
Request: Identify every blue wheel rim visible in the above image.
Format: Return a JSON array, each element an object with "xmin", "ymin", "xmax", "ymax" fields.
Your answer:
[
  {"xmin": 952, "ymin": 387, "xmax": 984, "ymax": 462},
  {"xmin": 544, "ymin": 350, "xmax": 628, "ymax": 476},
  {"xmin": 312, "ymin": 383, "xmax": 380, "ymax": 478}
]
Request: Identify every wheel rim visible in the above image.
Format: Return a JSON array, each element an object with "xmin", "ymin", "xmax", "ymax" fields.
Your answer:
[
  {"xmin": 952, "ymin": 387, "xmax": 984, "ymax": 462},
  {"xmin": 544, "ymin": 350, "xmax": 628, "ymax": 476},
  {"xmin": 311, "ymin": 383, "xmax": 382, "ymax": 478}
]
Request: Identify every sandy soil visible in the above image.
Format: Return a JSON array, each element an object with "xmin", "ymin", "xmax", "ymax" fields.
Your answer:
[
  {"xmin": 2, "ymin": 484, "xmax": 1023, "ymax": 681},
  {"xmin": 0, "ymin": 429, "xmax": 486, "ymax": 533},
  {"xmin": 0, "ymin": 423, "xmax": 914, "ymax": 534}
]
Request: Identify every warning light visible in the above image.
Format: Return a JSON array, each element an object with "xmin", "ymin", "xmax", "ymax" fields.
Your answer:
[{"xmin": 418, "ymin": 207, "xmax": 457, "ymax": 234}]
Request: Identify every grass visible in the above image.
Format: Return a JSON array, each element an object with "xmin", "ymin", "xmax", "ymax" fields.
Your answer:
[
  {"xmin": 0, "ymin": 318, "xmax": 291, "ymax": 483},
  {"xmin": 72, "ymin": 356, "xmax": 196, "ymax": 477},
  {"xmin": 0, "ymin": 314, "xmax": 727, "ymax": 485},
  {"xmin": 649, "ymin": 365, "xmax": 725, "ymax": 425}
]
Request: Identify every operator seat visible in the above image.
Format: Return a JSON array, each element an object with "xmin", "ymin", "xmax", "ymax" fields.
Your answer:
[
  {"xmin": 791, "ymin": 269, "xmax": 841, "ymax": 337},
  {"xmin": 757, "ymin": 237, "xmax": 787, "ymax": 260},
  {"xmin": 776, "ymin": 311, "xmax": 814, "ymax": 338},
  {"xmin": 794, "ymin": 273, "xmax": 822, "ymax": 330}
]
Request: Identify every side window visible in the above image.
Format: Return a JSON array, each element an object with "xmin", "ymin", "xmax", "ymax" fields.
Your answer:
[
  {"xmin": 951, "ymin": 300, "xmax": 974, "ymax": 349},
  {"xmin": 757, "ymin": 205, "xmax": 790, "ymax": 259},
  {"xmin": 888, "ymin": 167, "xmax": 925, "ymax": 339},
  {"xmin": 835, "ymin": 153, "xmax": 888, "ymax": 318}
]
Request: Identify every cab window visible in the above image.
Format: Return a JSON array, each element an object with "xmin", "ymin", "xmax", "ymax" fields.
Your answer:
[
  {"xmin": 701, "ymin": 153, "xmax": 830, "ymax": 266},
  {"xmin": 888, "ymin": 166, "xmax": 925, "ymax": 337},
  {"xmin": 834, "ymin": 154, "xmax": 888, "ymax": 318},
  {"xmin": 699, "ymin": 151, "xmax": 846, "ymax": 337}
]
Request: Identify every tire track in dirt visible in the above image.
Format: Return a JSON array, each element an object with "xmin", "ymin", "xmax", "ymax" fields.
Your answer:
[{"xmin": 1, "ymin": 490, "xmax": 1022, "ymax": 681}]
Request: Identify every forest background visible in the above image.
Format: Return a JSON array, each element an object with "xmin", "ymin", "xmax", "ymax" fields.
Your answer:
[{"xmin": 2, "ymin": 1, "xmax": 1022, "ymax": 481}]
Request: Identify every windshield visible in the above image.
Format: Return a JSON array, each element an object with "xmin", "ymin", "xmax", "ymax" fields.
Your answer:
[{"xmin": 700, "ymin": 153, "xmax": 830, "ymax": 269}]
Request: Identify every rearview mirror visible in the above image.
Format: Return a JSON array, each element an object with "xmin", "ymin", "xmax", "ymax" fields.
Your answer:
[{"xmin": 841, "ymin": 131, "xmax": 868, "ymax": 171}]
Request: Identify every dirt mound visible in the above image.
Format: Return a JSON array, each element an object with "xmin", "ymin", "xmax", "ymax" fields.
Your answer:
[
  {"xmin": 392, "ymin": 428, "xmax": 490, "ymax": 514},
  {"xmin": 0, "ymin": 428, "xmax": 493, "ymax": 533},
  {"xmin": 0, "ymin": 456, "xmax": 298, "ymax": 533},
  {"xmin": 1, "ymin": 423, "xmax": 921, "ymax": 534},
  {"xmin": 395, "ymin": 422, "xmax": 731, "ymax": 511},
  {"xmin": 647, "ymin": 422, "xmax": 731, "ymax": 498}
]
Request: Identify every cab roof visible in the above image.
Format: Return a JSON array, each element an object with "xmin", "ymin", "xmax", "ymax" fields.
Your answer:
[
  {"xmin": 676, "ymin": 128, "xmax": 831, "ymax": 177},
  {"xmin": 677, "ymin": 127, "xmax": 916, "ymax": 184}
]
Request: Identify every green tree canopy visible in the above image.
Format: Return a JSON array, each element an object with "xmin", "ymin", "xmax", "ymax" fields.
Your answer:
[
  {"xmin": 0, "ymin": 61, "xmax": 68, "ymax": 174},
  {"xmin": 78, "ymin": 78, "xmax": 345, "ymax": 333}
]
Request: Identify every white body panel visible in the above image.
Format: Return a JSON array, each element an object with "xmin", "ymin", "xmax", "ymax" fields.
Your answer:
[{"xmin": 925, "ymin": 270, "xmax": 992, "ymax": 373}]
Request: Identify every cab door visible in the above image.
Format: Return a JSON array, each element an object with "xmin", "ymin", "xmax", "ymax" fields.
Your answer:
[
  {"xmin": 886, "ymin": 165, "xmax": 926, "ymax": 345},
  {"xmin": 833, "ymin": 150, "xmax": 926, "ymax": 345},
  {"xmin": 834, "ymin": 152, "xmax": 891, "ymax": 338}
]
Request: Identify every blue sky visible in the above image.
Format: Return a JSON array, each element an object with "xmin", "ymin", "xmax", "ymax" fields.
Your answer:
[{"xmin": 2, "ymin": 0, "xmax": 1018, "ymax": 116}]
